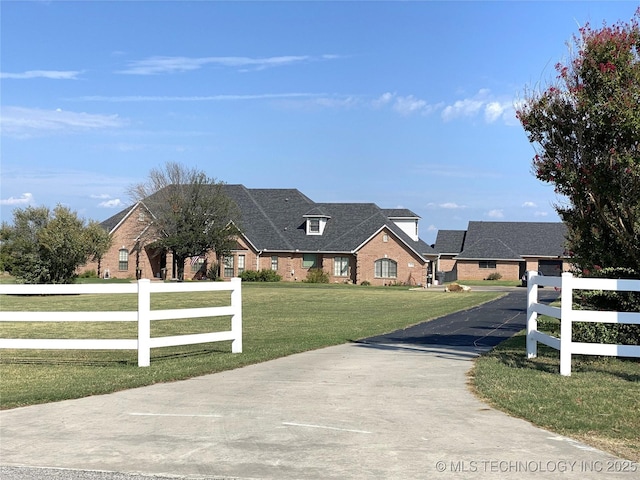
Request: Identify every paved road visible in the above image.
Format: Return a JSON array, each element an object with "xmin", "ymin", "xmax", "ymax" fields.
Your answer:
[{"xmin": 1, "ymin": 289, "xmax": 634, "ymax": 479}]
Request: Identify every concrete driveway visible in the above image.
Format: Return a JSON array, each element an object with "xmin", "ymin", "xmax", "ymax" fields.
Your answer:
[{"xmin": 1, "ymin": 290, "xmax": 634, "ymax": 479}]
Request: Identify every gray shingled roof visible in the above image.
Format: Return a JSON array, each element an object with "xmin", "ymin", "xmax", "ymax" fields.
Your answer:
[
  {"xmin": 382, "ymin": 208, "xmax": 420, "ymax": 219},
  {"xmin": 100, "ymin": 205, "xmax": 136, "ymax": 233},
  {"xmin": 102, "ymin": 184, "xmax": 436, "ymax": 258},
  {"xmin": 455, "ymin": 238, "xmax": 522, "ymax": 261},
  {"xmin": 434, "ymin": 230, "xmax": 466, "ymax": 254},
  {"xmin": 457, "ymin": 221, "xmax": 568, "ymax": 259}
]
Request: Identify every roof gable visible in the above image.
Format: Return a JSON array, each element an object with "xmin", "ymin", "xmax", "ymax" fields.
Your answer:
[{"xmin": 434, "ymin": 230, "xmax": 466, "ymax": 254}]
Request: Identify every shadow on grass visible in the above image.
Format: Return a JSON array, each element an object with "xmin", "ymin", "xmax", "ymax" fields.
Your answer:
[
  {"xmin": 487, "ymin": 335, "xmax": 640, "ymax": 382},
  {"xmin": 0, "ymin": 347, "xmax": 230, "ymax": 367}
]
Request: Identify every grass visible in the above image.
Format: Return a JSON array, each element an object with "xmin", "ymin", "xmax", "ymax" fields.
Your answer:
[
  {"xmin": 470, "ymin": 326, "xmax": 640, "ymax": 462},
  {"xmin": 0, "ymin": 281, "xmax": 501, "ymax": 409}
]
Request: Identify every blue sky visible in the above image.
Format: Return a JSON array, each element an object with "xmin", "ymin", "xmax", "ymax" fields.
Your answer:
[{"xmin": 1, "ymin": 1, "xmax": 637, "ymax": 244}]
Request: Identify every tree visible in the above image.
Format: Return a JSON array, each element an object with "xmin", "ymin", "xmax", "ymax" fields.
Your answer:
[
  {"xmin": 128, "ymin": 162, "xmax": 240, "ymax": 281},
  {"xmin": 84, "ymin": 221, "xmax": 113, "ymax": 278},
  {"xmin": 0, "ymin": 205, "xmax": 102, "ymax": 284},
  {"xmin": 517, "ymin": 10, "xmax": 640, "ymax": 273}
]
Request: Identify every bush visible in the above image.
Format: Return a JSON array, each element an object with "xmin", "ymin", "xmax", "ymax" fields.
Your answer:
[
  {"xmin": 485, "ymin": 272, "xmax": 502, "ymax": 281},
  {"xmin": 305, "ymin": 268, "xmax": 329, "ymax": 283},
  {"xmin": 78, "ymin": 270, "xmax": 97, "ymax": 279},
  {"xmin": 572, "ymin": 267, "xmax": 640, "ymax": 345},
  {"xmin": 239, "ymin": 269, "xmax": 282, "ymax": 282},
  {"xmin": 360, "ymin": 280, "xmax": 371, "ymax": 286}
]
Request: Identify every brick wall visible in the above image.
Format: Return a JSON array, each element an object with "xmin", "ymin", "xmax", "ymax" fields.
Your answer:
[
  {"xmin": 456, "ymin": 261, "xmax": 520, "ymax": 281},
  {"xmin": 356, "ymin": 228, "xmax": 427, "ymax": 286},
  {"xmin": 80, "ymin": 205, "xmax": 158, "ymax": 279}
]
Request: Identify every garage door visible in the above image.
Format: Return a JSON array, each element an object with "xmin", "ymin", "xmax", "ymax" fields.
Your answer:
[{"xmin": 538, "ymin": 260, "xmax": 563, "ymax": 276}]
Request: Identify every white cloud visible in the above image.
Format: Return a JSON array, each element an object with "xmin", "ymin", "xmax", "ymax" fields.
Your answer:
[
  {"xmin": 486, "ymin": 209, "xmax": 505, "ymax": 218},
  {"xmin": 484, "ymin": 102, "xmax": 506, "ymax": 123},
  {"xmin": 90, "ymin": 194, "xmax": 112, "ymax": 200},
  {"xmin": 442, "ymin": 98, "xmax": 484, "ymax": 121},
  {"xmin": 442, "ymin": 89, "xmax": 517, "ymax": 125},
  {"xmin": 116, "ymin": 54, "xmax": 338, "ymax": 75},
  {"xmin": 439, "ymin": 202, "xmax": 467, "ymax": 209},
  {"xmin": 98, "ymin": 199, "xmax": 124, "ymax": 208},
  {"xmin": 533, "ymin": 211, "xmax": 549, "ymax": 217},
  {"xmin": 372, "ymin": 92, "xmax": 438, "ymax": 116},
  {"xmin": 373, "ymin": 92, "xmax": 395, "ymax": 108},
  {"xmin": 0, "ymin": 70, "xmax": 82, "ymax": 80},
  {"xmin": 393, "ymin": 95, "xmax": 428, "ymax": 115},
  {"xmin": 0, "ymin": 193, "xmax": 34, "ymax": 206},
  {"xmin": 522, "ymin": 201, "xmax": 537, "ymax": 208},
  {"xmin": 1, "ymin": 106, "xmax": 127, "ymax": 137}
]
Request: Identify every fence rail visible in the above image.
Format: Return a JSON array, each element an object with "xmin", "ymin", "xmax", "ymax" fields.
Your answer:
[
  {"xmin": 526, "ymin": 272, "xmax": 640, "ymax": 376},
  {"xmin": 0, "ymin": 278, "xmax": 242, "ymax": 367}
]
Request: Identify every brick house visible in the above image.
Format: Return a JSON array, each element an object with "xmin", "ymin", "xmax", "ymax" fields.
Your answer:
[
  {"xmin": 433, "ymin": 221, "xmax": 570, "ymax": 282},
  {"xmin": 84, "ymin": 185, "xmax": 438, "ymax": 286}
]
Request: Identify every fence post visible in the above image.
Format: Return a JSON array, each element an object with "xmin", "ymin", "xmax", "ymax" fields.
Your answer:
[
  {"xmin": 526, "ymin": 270, "xmax": 538, "ymax": 359},
  {"xmin": 560, "ymin": 272, "xmax": 573, "ymax": 376},
  {"xmin": 230, "ymin": 277, "xmax": 243, "ymax": 353},
  {"xmin": 137, "ymin": 279, "xmax": 151, "ymax": 367}
]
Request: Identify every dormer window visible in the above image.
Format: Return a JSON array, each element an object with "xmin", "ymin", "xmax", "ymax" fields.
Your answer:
[
  {"xmin": 304, "ymin": 214, "xmax": 330, "ymax": 235},
  {"xmin": 309, "ymin": 218, "xmax": 320, "ymax": 234}
]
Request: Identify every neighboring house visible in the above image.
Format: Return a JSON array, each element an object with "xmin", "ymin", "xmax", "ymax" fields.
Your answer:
[
  {"xmin": 433, "ymin": 221, "xmax": 569, "ymax": 281},
  {"xmin": 83, "ymin": 185, "xmax": 438, "ymax": 286}
]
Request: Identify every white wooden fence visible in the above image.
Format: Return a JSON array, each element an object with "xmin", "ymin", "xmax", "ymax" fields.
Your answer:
[
  {"xmin": 0, "ymin": 278, "xmax": 242, "ymax": 367},
  {"xmin": 527, "ymin": 271, "xmax": 640, "ymax": 375}
]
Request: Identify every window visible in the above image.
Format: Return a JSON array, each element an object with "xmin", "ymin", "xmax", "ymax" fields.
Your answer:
[
  {"xmin": 118, "ymin": 248, "xmax": 129, "ymax": 271},
  {"xmin": 304, "ymin": 215, "xmax": 329, "ymax": 235},
  {"xmin": 308, "ymin": 218, "xmax": 320, "ymax": 233},
  {"xmin": 224, "ymin": 256, "xmax": 234, "ymax": 277},
  {"xmin": 238, "ymin": 255, "xmax": 245, "ymax": 274},
  {"xmin": 271, "ymin": 256, "xmax": 278, "ymax": 271},
  {"xmin": 191, "ymin": 256, "xmax": 205, "ymax": 273},
  {"xmin": 303, "ymin": 254, "xmax": 317, "ymax": 269},
  {"xmin": 375, "ymin": 258, "xmax": 397, "ymax": 278},
  {"xmin": 334, "ymin": 256, "xmax": 349, "ymax": 277},
  {"xmin": 479, "ymin": 260, "xmax": 497, "ymax": 269}
]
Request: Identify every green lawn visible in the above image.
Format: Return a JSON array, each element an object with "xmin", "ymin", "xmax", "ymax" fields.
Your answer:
[{"xmin": 0, "ymin": 282, "xmax": 500, "ymax": 409}]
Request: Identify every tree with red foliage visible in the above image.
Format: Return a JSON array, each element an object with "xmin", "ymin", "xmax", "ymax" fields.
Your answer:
[{"xmin": 517, "ymin": 10, "xmax": 640, "ymax": 273}]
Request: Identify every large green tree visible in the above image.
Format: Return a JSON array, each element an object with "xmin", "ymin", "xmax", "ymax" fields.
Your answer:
[
  {"xmin": 84, "ymin": 221, "xmax": 113, "ymax": 278},
  {"xmin": 517, "ymin": 11, "xmax": 640, "ymax": 273},
  {"xmin": 129, "ymin": 162, "xmax": 240, "ymax": 281},
  {"xmin": 0, "ymin": 205, "xmax": 108, "ymax": 284}
]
